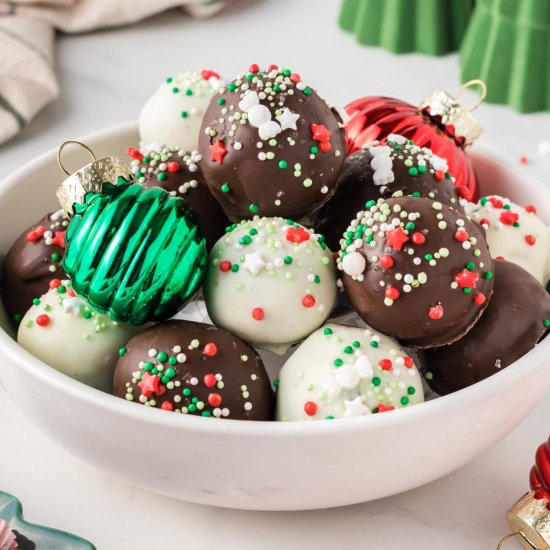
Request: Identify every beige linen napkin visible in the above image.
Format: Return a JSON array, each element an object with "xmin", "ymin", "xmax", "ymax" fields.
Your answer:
[{"xmin": 0, "ymin": 0, "xmax": 229, "ymax": 145}]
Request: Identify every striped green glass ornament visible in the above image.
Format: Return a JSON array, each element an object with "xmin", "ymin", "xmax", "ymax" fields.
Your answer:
[{"xmin": 56, "ymin": 141, "xmax": 207, "ymax": 325}]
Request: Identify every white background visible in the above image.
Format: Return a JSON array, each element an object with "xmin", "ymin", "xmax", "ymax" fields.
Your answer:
[{"xmin": 1, "ymin": 1, "xmax": 550, "ymax": 548}]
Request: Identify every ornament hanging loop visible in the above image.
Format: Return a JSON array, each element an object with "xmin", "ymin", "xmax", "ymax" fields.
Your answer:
[
  {"xmin": 57, "ymin": 141, "xmax": 97, "ymax": 176},
  {"xmin": 495, "ymin": 533, "xmax": 519, "ymax": 549},
  {"xmin": 455, "ymin": 79, "xmax": 488, "ymax": 112}
]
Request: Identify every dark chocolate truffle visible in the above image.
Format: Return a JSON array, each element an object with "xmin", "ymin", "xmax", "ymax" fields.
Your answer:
[
  {"xmin": 420, "ymin": 260, "xmax": 550, "ymax": 394},
  {"xmin": 128, "ymin": 145, "xmax": 229, "ymax": 250},
  {"xmin": 114, "ymin": 320, "xmax": 274, "ymax": 420},
  {"xmin": 316, "ymin": 136, "xmax": 464, "ymax": 250},
  {"xmin": 198, "ymin": 64, "xmax": 346, "ymax": 222},
  {"xmin": 337, "ymin": 196, "xmax": 494, "ymax": 348},
  {"xmin": 1, "ymin": 211, "xmax": 68, "ymax": 322}
]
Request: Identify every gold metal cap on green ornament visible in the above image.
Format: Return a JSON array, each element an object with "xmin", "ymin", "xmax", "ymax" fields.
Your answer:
[
  {"xmin": 56, "ymin": 141, "xmax": 132, "ymax": 216},
  {"xmin": 339, "ymin": 0, "xmax": 475, "ymax": 55},
  {"xmin": 420, "ymin": 80, "xmax": 487, "ymax": 147}
]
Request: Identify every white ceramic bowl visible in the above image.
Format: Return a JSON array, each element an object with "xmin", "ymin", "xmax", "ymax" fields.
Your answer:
[{"xmin": 1, "ymin": 122, "xmax": 549, "ymax": 511}]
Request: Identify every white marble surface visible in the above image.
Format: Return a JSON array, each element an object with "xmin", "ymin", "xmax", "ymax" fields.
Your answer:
[{"xmin": 1, "ymin": 1, "xmax": 550, "ymax": 548}]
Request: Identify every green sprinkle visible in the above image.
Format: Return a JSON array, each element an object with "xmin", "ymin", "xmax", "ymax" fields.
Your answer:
[
  {"xmin": 310, "ymin": 146, "xmax": 319, "ymax": 154},
  {"xmin": 465, "ymin": 262, "xmax": 475, "ymax": 271},
  {"xmin": 323, "ymin": 327, "xmax": 333, "ymax": 335},
  {"xmin": 161, "ymin": 376, "xmax": 170, "ymax": 384},
  {"xmin": 218, "ymin": 98, "xmax": 225, "ymax": 105},
  {"xmin": 480, "ymin": 197, "xmax": 488, "ymax": 205},
  {"xmin": 405, "ymin": 222, "xmax": 415, "ymax": 231},
  {"xmin": 343, "ymin": 346, "xmax": 353, "ymax": 354},
  {"xmin": 418, "ymin": 165, "xmax": 426, "ymax": 174},
  {"xmin": 168, "ymin": 356, "xmax": 177, "ymax": 366},
  {"xmin": 273, "ymin": 379, "xmax": 280, "ymax": 388},
  {"xmin": 463, "ymin": 287, "xmax": 472, "ymax": 294},
  {"xmin": 231, "ymin": 264, "xmax": 240, "ymax": 272},
  {"xmin": 365, "ymin": 200, "xmax": 376, "ymax": 209},
  {"xmin": 135, "ymin": 171, "xmax": 143, "ymax": 179},
  {"xmin": 401, "ymin": 396, "xmax": 410, "ymax": 405},
  {"xmin": 303, "ymin": 87, "xmax": 312, "ymax": 96},
  {"xmin": 57, "ymin": 285, "xmax": 66, "ymax": 294},
  {"xmin": 181, "ymin": 111, "xmax": 188, "ymax": 118},
  {"xmin": 407, "ymin": 386, "xmax": 416, "ymax": 395},
  {"xmin": 83, "ymin": 311, "xmax": 92, "ymax": 319},
  {"xmin": 156, "ymin": 351, "xmax": 167, "ymax": 362},
  {"xmin": 249, "ymin": 228, "xmax": 258, "ymax": 236},
  {"xmin": 166, "ymin": 368, "xmax": 176, "ymax": 378},
  {"xmin": 239, "ymin": 235, "xmax": 252, "ymax": 245},
  {"xmin": 248, "ymin": 204, "xmax": 259, "ymax": 213},
  {"xmin": 326, "ymin": 415, "xmax": 335, "ymax": 420},
  {"xmin": 228, "ymin": 83, "xmax": 237, "ymax": 92},
  {"xmin": 188, "ymin": 404, "xmax": 197, "ymax": 413},
  {"xmin": 118, "ymin": 347, "xmax": 127, "ymax": 357},
  {"xmin": 185, "ymin": 89, "xmax": 193, "ymax": 96},
  {"xmin": 246, "ymin": 73, "xmax": 254, "ymax": 81},
  {"xmin": 370, "ymin": 341, "xmax": 379, "ymax": 348},
  {"xmin": 372, "ymin": 377, "xmax": 381, "ymax": 386},
  {"xmin": 202, "ymin": 410, "xmax": 212, "ymax": 417},
  {"xmin": 172, "ymin": 87, "xmax": 179, "ymax": 94},
  {"xmin": 278, "ymin": 160, "xmax": 288, "ymax": 169},
  {"xmin": 283, "ymin": 69, "xmax": 291, "ymax": 76},
  {"xmin": 314, "ymin": 275, "xmax": 321, "ymax": 284},
  {"xmin": 284, "ymin": 256, "xmax": 293, "ymax": 265},
  {"xmin": 484, "ymin": 271, "xmax": 493, "ymax": 280},
  {"xmin": 32, "ymin": 298, "xmax": 40, "ymax": 306},
  {"xmin": 424, "ymin": 254, "xmax": 433, "ymax": 261},
  {"xmin": 412, "ymin": 191, "xmax": 421, "ymax": 197},
  {"xmin": 352, "ymin": 340, "xmax": 360, "ymax": 348},
  {"xmin": 221, "ymin": 183, "xmax": 230, "ymax": 193},
  {"xmin": 183, "ymin": 388, "xmax": 192, "ymax": 397},
  {"xmin": 143, "ymin": 362, "xmax": 153, "ymax": 372},
  {"xmin": 51, "ymin": 253, "xmax": 61, "ymax": 262},
  {"xmin": 333, "ymin": 358, "xmax": 343, "ymax": 367},
  {"xmin": 166, "ymin": 77, "xmax": 173, "ymax": 83},
  {"xmin": 544, "ymin": 320, "xmax": 550, "ymax": 328},
  {"xmin": 157, "ymin": 172, "xmax": 167, "ymax": 181}
]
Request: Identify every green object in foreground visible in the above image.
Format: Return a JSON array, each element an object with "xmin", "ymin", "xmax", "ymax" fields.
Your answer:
[
  {"xmin": 460, "ymin": 0, "xmax": 550, "ymax": 113},
  {"xmin": 339, "ymin": 0, "xmax": 475, "ymax": 56},
  {"xmin": 63, "ymin": 178, "xmax": 207, "ymax": 325}
]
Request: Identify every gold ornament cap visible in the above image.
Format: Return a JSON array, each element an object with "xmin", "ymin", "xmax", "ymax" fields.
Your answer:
[
  {"xmin": 500, "ymin": 492, "xmax": 550, "ymax": 549},
  {"xmin": 56, "ymin": 141, "xmax": 133, "ymax": 216},
  {"xmin": 419, "ymin": 79, "xmax": 487, "ymax": 147}
]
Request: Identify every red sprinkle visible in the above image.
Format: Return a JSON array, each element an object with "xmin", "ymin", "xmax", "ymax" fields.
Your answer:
[
  {"xmin": 429, "ymin": 305, "xmax": 444, "ymax": 320},
  {"xmin": 525, "ymin": 204, "xmax": 537, "ymax": 214},
  {"xmin": 479, "ymin": 218, "xmax": 490, "ymax": 228},
  {"xmin": 219, "ymin": 260, "xmax": 232, "ymax": 272},
  {"xmin": 304, "ymin": 401, "xmax": 317, "ymax": 416},
  {"xmin": 499, "ymin": 211, "xmax": 519, "ymax": 226},
  {"xmin": 209, "ymin": 140, "xmax": 227, "ymax": 164},
  {"xmin": 138, "ymin": 373, "xmax": 162, "ymax": 398},
  {"xmin": 49, "ymin": 279, "xmax": 62, "ymax": 289},
  {"xmin": 127, "ymin": 146, "xmax": 144, "ymax": 161},
  {"xmin": 519, "ymin": 155, "xmax": 529, "ymax": 164},
  {"xmin": 67, "ymin": 286, "xmax": 76, "ymax": 297},
  {"xmin": 454, "ymin": 230, "xmax": 469, "ymax": 242},
  {"xmin": 203, "ymin": 374, "xmax": 217, "ymax": 388},
  {"xmin": 385, "ymin": 287, "xmax": 400, "ymax": 300},
  {"xmin": 286, "ymin": 226, "xmax": 310, "ymax": 243},
  {"xmin": 248, "ymin": 63, "xmax": 259, "ymax": 74},
  {"xmin": 411, "ymin": 232, "xmax": 426, "ymax": 245},
  {"xmin": 496, "ymin": 255, "xmax": 506, "ymax": 260},
  {"xmin": 290, "ymin": 73, "xmax": 301, "ymax": 83},
  {"xmin": 26, "ymin": 225, "xmax": 46, "ymax": 243},
  {"xmin": 167, "ymin": 161, "xmax": 180, "ymax": 173},
  {"xmin": 404, "ymin": 357, "xmax": 414, "ymax": 368},
  {"xmin": 434, "ymin": 170, "xmax": 445, "ymax": 181},
  {"xmin": 310, "ymin": 123, "xmax": 332, "ymax": 144},
  {"xmin": 386, "ymin": 227, "xmax": 409, "ymax": 251},
  {"xmin": 252, "ymin": 307, "xmax": 265, "ymax": 321},
  {"xmin": 268, "ymin": 64, "xmax": 278, "ymax": 71},
  {"xmin": 454, "ymin": 269, "xmax": 480, "ymax": 289},
  {"xmin": 36, "ymin": 314, "xmax": 50, "ymax": 327},
  {"xmin": 380, "ymin": 255, "xmax": 394, "ymax": 269},
  {"xmin": 377, "ymin": 404, "xmax": 395, "ymax": 413},
  {"xmin": 525, "ymin": 234, "xmax": 536, "ymax": 246},
  {"xmin": 208, "ymin": 393, "xmax": 222, "ymax": 407},
  {"xmin": 200, "ymin": 69, "xmax": 220, "ymax": 80},
  {"xmin": 160, "ymin": 401, "xmax": 174, "ymax": 411},
  {"xmin": 489, "ymin": 197, "xmax": 504, "ymax": 208},
  {"xmin": 474, "ymin": 292, "xmax": 486, "ymax": 305},
  {"xmin": 302, "ymin": 295, "xmax": 316, "ymax": 308},
  {"xmin": 319, "ymin": 141, "xmax": 332, "ymax": 153},
  {"xmin": 379, "ymin": 359, "xmax": 392, "ymax": 371},
  {"xmin": 52, "ymin": 231, "xmax": 66, "ymax": 248},
  {"xmin": 203, "ymin": 343, "xmax": 218, "ymax": 357}
]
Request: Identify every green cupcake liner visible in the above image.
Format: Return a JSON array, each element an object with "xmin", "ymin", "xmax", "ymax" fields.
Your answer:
[
  {"xmin": 339, "ymin": 0, "xmax": 475, "ymax": 56},
  {"xmin": 460, "ymin": 0, "xmax": 550, "ymax": 112}
]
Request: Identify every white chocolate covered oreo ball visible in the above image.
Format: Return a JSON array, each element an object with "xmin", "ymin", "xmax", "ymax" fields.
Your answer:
[
  {"xmin": 276, "ymin": 323, "xmax": 424, "ymax": 421},
  {"xmin": 139, "ymin": 69, "xmax": 223, "ymax": 151},
  {"xmin": 204, "ymin": 217, "xmax": 337, "ymax": 352},
  {"xmin": 17, "ymin": 280, "xmax": 139, "ymax": 391},
  {"xmin": 469, "ymin": 195, "xmax": 550, "ymax": 285}
]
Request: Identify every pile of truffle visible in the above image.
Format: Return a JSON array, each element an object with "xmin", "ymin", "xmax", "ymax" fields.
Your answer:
[{"xmin": 3, "ymin": 65, "xmax": 550, "ymax": 423}]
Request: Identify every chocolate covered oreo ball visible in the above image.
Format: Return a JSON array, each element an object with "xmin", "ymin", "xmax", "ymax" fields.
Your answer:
[
  {"xmin": 198, "ymin": 63, "xmax": 346, "ymax": 221},
  {"xmin": 337, "ymin": 196, "xmax": 494, "ymax": 348},
  {"xmin": 469, "ymin": 195, "xmax": 550, "ymax": 285},
  {"xmin": 204, "ymin": 217, "xmax": 337, "ymax": 353},
  {"xmin": 1, "ymin": 210, "xmax": 68, "ymax": 322},
  {"xmin": 139, "ymin": 69, "xmax": 223, "ymax": 151},
  {"xmin": 316, "ymin": 136, "xmax": 464, "ymax": 250},
  {"xmin": 421, "ymin": 261, "xmax": 550, "ymax": 394},
  {"xmin": 128, "ymin": 145, "xmax": 229, "ymax": 250},
  {"xmin": 114, "ymin": 320, "xmax": 274, "ymax": 420},
  {"xmin": 277, "ymin": 323, "xmax": 424, "ymax": 421}
]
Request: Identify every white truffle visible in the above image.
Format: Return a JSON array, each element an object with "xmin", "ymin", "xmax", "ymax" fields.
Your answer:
[
  {"xmin": 470, "ymin": 195, "xmax": 550, "ymax": 285},
  {"xmin": 139, "ymin": 69, "xmax": 223, "ymax": 151},
  {"xmin": 276, "ymin": 323, "xmax": 424, "ymax": 421},
  {"xmin": 204, "ymin": 218, "xmax": 337, "ymax": 353},
  {"xmin": 17, "ymin": 282, "xmax": 139, "ymax": 391}
]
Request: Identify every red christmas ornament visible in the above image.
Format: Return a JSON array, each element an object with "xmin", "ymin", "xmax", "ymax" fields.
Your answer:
[
  {"xmin": 530, "ymin": 436, "xmax": 550, "ymax": 509},
  {"xmin": 344, "ymin": 82, "xmax": 487, "ymax": 202}
]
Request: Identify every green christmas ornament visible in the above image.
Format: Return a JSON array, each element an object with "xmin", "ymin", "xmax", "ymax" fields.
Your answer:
[{"xmin": 56, "ymin": 141, "xmax": 207, "ymax": 325}]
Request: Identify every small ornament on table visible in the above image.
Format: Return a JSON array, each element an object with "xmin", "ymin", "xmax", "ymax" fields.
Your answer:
[
  {"xmin": 55, "ymin": 141, "xmax": 208, "ymax": 325},
  {"xmin": 345, "ymin": 80, "xmax": 487, "ymax": 202}
]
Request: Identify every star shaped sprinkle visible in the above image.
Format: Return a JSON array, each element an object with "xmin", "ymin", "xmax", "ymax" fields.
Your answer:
[
  {"xmin": 52, "ymin": 231, "xmax": 66, "ymax": 248},
  {"xmin": 454, "ymin": 269, "xmax": 480, "ymax": 289},
  {"xmin": 138, "ymin": 373, "xmax": 163, "ymax": 398},
  {"xmin": 385, "ymin": 227, "xmax": 409, "ymax": 251},
  {"xmin": 310, "ymin": 123, "xmax": 332, "ymax": 143},
  {"xmin": 343, "ymin": 396, "xmax": 371, "ymax": 418},
  {"xmin": 499, "ymin": 210, "xmax": 519, "ymax": 226},
  {"xmin": 276, "ymin": 108, "xmax": 299, "ymax": 131},
  {"xmin": 242, "ymin": 252, "xmax": 266, "ymax": 276},
  {"xmin": 286, "ymin": 226, "xmax": 310, "ymax": 243},
  {"xmin": 210, "ymin": 140, "xmax": 227, "ymax": 164}
]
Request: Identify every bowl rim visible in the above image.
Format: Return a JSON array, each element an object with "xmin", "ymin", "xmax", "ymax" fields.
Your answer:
[{"xmin": 1, "ymin": 120, "xmax": 549, "ymax": 438}]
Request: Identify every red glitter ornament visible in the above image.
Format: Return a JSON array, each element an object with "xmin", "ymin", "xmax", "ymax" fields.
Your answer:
[
  {"xmin": 304, "ymin": 401, "xmax": 318, "ymax": 416},
  {"xmin": 344, "ymin": 90, "xmax": 483, "ymax": 202},
  {"xmin": 530, "ymin": 436, "xmax": 550, "ymax": 508}
]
